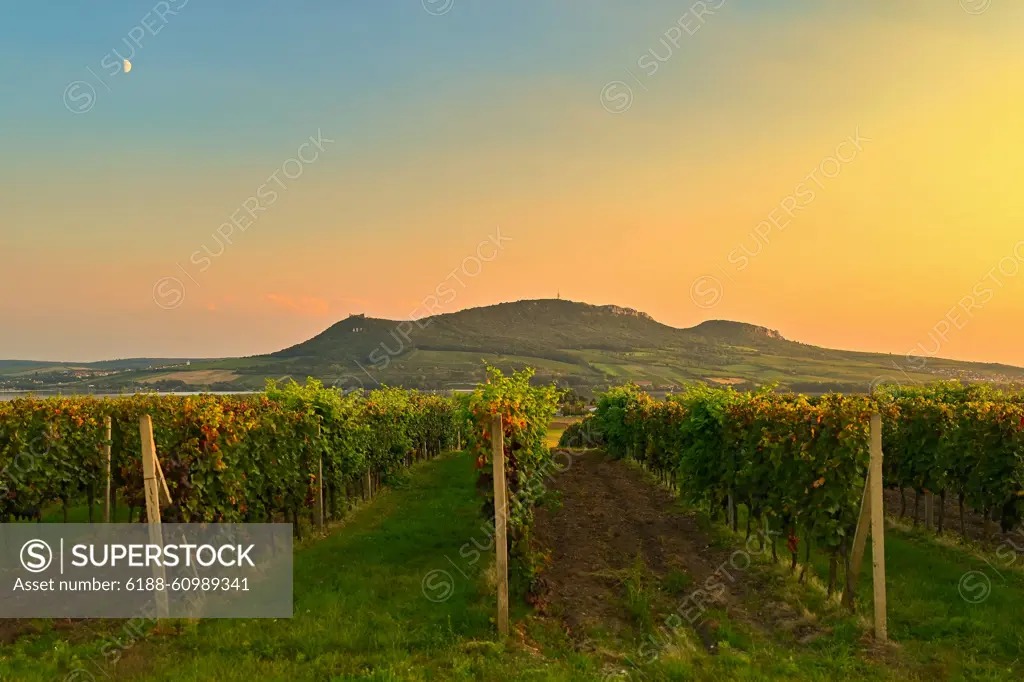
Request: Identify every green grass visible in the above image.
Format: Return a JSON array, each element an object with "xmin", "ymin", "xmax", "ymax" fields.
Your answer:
[
  {"xmin": 543, "ymin": 417, "xmax": 582, "ymax": 448},
  {"xmin": 699, "ymin": 498, "xmax": 1024, "ymax": 681},
  {"xmin": 38, "ymin": 498, "xmax": 132, "ymax": 523},
  {"xmin": 622, "ymin": 554, "xmax": 657, "ymax": 632},
  {"xmin": 543, "ymin": 428, "xmax": 563, "ymax": 448},
  {"xmin": 852, "ymin": 525, "xmax": 1024, "ymax": 679},
  {"xmin": 6, "ymin": 453, "xmax": 1024, "ymax": 680},
  {"xmin": 0, "ymin": 454, "xmax": 596, "ymax": 681}
]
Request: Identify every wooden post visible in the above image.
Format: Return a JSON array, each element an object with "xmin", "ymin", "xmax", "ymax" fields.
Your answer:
[
  {"xmin": 924, "ymin": 492, "xmax": 933, "ymax": 528},
  {"xmin": 155, "ymin": 455, "xmax": 172, "ymax": 508},
  {"xmin": 491, "ymin": 415, "xmax": 509, "ymax": 636},
  {"xmin": 365, "ymin": 471, "xmax": 373, "ymax": 500},
  {"xmin": 139, "ymin": 415, "xmax": 169, "ymax": 619},
  {"xmin": 316, "ymin": 424, "xmax": 324, "ymax": 529},
  {"xmin": 103, "ymin": 416, "xmax": 112, "ymax": 523},
  {"xmin": 869, "ymin": 413, "xmax": 887, "ymax": 641},
  {"xmin": 316, "ymin": 455, "xmax": 324, "ymax": 530},
  {"xmin": 457, "ymin": 428, "xmax": 462, "ymax": 451},
  {"xmin": 843, "ymin": 476, "xmax": 872, "ymax": 609}
]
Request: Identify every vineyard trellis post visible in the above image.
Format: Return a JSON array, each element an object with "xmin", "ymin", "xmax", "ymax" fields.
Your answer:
[
  {"xmin": 869, "ymin": 412, "xmax": 887, "ymax": 642},
  {"xmin": 845, "ymin": 477, "xmax": 871, "ymax": 609},
  {"xmin": 843, "ymin": 413, "xmax": 888, "ymax": 641},
  {"xmin": 491, "ymin": 414, "xmax": 509, "ymax": 636},
  {"xmin": 316, "ymin": 424, "xmax": 324, "ymax": 530},
  {"xmin": 139, "ymin": 415, "xmax": 170, "ymax": 619},
  {"xmin": 317, "ymin": 454, "xmax": 324, "ymax": 530},
  {"xmin": 103, "ymin": 415, "xmax": 112, "ymax": 523}
]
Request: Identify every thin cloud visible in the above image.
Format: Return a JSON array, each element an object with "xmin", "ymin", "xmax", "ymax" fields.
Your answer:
[{"xmin": 266, "ymin": 294, "xmax": 331, "ymax": 317}]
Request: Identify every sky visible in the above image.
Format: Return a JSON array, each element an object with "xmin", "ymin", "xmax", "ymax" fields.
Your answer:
[{"xmin": 2, "ymin": 0, "xmax": 1023, "ymax": 365}]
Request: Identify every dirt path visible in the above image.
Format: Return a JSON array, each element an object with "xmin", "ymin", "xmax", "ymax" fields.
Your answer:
[{"xmin": 532, "ymin": 451, "xmax": 821, "ymax": 652}]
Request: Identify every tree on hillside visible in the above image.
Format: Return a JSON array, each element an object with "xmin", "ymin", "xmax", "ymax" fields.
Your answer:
[{"xmin": 559, "ymin": 388, "xmax": 588, "ymax": 416}]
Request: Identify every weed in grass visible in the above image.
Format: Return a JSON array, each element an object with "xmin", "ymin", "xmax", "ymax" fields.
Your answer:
[
  {"xmin": 622, "ymin": 554, "xmax": 657, "ymax": 632},
  {"xmin": 540, "ymin": 489, "xmax": 564, "ymax": 511},
  {"xmin": 662, "ymin": 568, "xmax": 692, "ymax": 596}
]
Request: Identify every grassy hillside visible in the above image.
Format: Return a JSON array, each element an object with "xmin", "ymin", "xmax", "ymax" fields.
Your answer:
[
  {"xmin": 5, "ymin": 299, "xmax": 1024, "ymax": 393},
  {"xmin": 248, "ymin": 299, "xmax": 1024, "ymax": 393}
]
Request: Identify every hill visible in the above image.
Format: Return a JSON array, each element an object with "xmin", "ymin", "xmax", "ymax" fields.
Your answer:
[{"xmin": 6, "ymin": 299, "xmax": 1024, "ymax": 394}]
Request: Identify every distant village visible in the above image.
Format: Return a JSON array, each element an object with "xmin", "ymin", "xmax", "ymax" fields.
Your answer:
[
  {"xmin": 0, "ymin": 368, "xmax": 118, "ymax": 391},
  {"xmin": 0, "ymin": 361, "xmax": 193, "ymax": 392}
]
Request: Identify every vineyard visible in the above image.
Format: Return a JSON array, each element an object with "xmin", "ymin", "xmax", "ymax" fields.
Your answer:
[
  {"xmin": 4, "ymin": 376, "xmax": 1024, "ymax": 680},
  {"xmin": 589, "ymin": 381, "xmax": 1024, "ymax": 600},
  {"xmin": 0, "ymin": 379, "xmax": 462, "ymax": 532},
  {"xmin": 876, "ymin": 382, "xmax": 1024, "ymax": 536},
  {"xmin": 463, "ymin": 367, "xmax": 560, "ymax": 594}
]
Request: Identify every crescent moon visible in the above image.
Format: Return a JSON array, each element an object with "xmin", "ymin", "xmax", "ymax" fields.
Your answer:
[{"xmin": 124, "ymin": 59, "xmax": 132, "ymax": 73}]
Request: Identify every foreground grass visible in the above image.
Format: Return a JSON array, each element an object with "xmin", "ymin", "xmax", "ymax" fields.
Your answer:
[
  {"xmin": 6, "ymin": 451, "xmax": 1023, "ymax": 680},
  {"xmin": 855, "ymin": 524, "xmax": 1024, "ymax": 679},
  {"xmin": 0, "ymin": 454, "xmax": 595, "ymax": 681},
  {"xmin": 689, "ymin": 492, "xmax": 1024, "ymax": 681}
]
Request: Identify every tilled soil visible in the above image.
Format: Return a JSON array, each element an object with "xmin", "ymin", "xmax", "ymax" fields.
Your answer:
[{"xmin": 532, "ymin": 451, "xmax": 823, "ymax": 652}]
